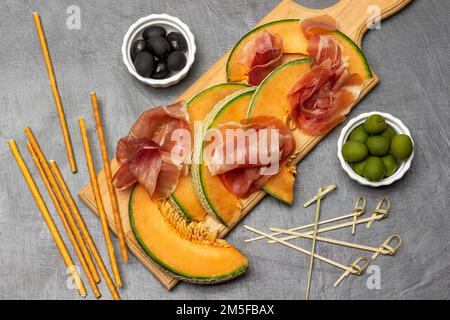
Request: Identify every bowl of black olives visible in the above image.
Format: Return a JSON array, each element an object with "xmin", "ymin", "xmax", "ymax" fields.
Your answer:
[
  {"xmin": 122, "ymin": 14, "xmax": 195, "ymax": 87},
  {"xmin": 337, "ymin": 112, "xmax": 414, "ymax": 187}
]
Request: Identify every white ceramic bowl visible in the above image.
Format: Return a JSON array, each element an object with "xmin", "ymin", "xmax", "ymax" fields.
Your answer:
[
  {"xmin": 122, "ymin": 14, "xmax": 196, "ymax": 88},
  {"xmin": 337, "ymin": 112, "xmax": 414, "ymax": 187}
]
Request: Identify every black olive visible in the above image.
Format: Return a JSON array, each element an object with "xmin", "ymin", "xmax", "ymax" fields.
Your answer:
[
  {"xmin": 151, "ymin": 60, "xmax": 170, "ymax": 79},
  {"xmin": 167, "ymin": 32, "xmax": 187, "ymax": 51},
  {"xmin": 142, "ymin": 25, "xmax": 166, "ymax": 40},
  {"xmin": 134, "ymin": 52, "xmax": 155, "ymax": 77},
  {"xmin": 147, "ymin": 36, "xmax": 171, "ymax": 58},
  {"xmin": 130, "ymin": 39, "xmax": 147, "ymax": 61},
  {"xmin": 167, "ymin": 51, "xmax": 187, "ymax": 72}
]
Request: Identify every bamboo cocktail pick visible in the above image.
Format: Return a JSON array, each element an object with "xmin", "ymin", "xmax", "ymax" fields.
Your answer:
[
  {"xmin": 78, "ymin": 117, "xmax": 122, "ymax": 289},
  {"xmin": 371, "ymin": 235, "xmax": 402, "ymax": 260},
  {"xmin": 352, "ymin": 196, "xmax": 366, "ymax": 235},
  {"xmin": 304, "ymin": 187, "xmax": 324, "ymax": 300},
  {"xmin": 367, "ymin": 198, "xmax": 391, "ymax": 229},
  {"xmin": 90, "ymin": 92, "xmax": 128, "ymax": 263},
  {"xmin": 244, "ymin": 225, "xmax": 369, "ymax": 280},
  {"xmin": 25, "ymin": 127, "xmax": 100, "ymax": 283},
  {"xmin": 32, "ymin": 12, "xmax": 76, "ymax": 173},
  {"xmin": 8, "ymin": 140, "xmax": 86, "ymax": 297},
  {"xmin": 26, "ymin": 143, "xmax": 101, "ymax": 298},
  {"xmin": 244, "ymin": 196, "xmax": 366, "ymax": 243},
  {"xmin": 49, "ymin": 160, "xmax": 121, "ymax": 300},
  {"xmin": 271, "ymin": 209, "xmax": 389, "ymax": 243},
  {"xmin": 269, "ymin": 228, "xmax": 399, "ymax": 256},
  {"xmin": 333, "ymin": 256, "xmax": 370, "ymax": 287}
]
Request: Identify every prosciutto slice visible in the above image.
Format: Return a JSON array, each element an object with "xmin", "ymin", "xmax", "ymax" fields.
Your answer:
[
  {"xmin": 288, "ymin": 16, "xmax": 364, "ymax": 135},
  {"xmin": 113, "ymin": 101, "xmax": 191, "ymax": 200},
  {"xmin": 204, "ymin": 116, "xmax": 295, "ymax": 198},
  {"xmin": 238, "ymin": 31, "xmax": 283, "ymax": 86}
]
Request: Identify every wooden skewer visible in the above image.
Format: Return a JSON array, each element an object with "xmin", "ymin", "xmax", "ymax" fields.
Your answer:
[
  {"xmin": 367, "ymin": 198, "xmax": 391, "ymax": 229},
  {"xmin": 303, "ymin": 184, "xmax": 336, "ymax": 208},
  {"xmin": 26, "ymin": 142, "xmax": 101, "ymax": 298},
  {"xmin": 32, "ymin": 12, "xmax": 76, "ymax": 173},
  {"xmin": 268, "ymin": 212, "xmax": 388, "ymax": 243},
  {"xmin": 244, "ymin": 225, "xmax": 369, "ymax": 284},
  {"xmin": 371, "ymin": 235, "xmax": 402, "ymax": 260},
  {"xmin": 49, "ymin": 160, "xmax": 121, "ymax": 300},
  {"xmin": 245, "ymin": 208, "xmax": 365, "ymax": 243},
  {"xmin": 78, "ymin": 117, "xmax": 122, "ymax": 289},
  {"xmin": 8, "ymin": 140, "xmax": 86, "ymax": 297},
  {"xmin": 305, "ymin": 187, "xmax": 324, "ymax": 300},
  {"xmin": 352, "ymin": 196, "xmax": 366, "ymax": 235},
  {"xmin": 269, "ymin": 228, "xmax": 394, "ymax": 255},
  {"xmin": 24, "ymin": 127, "xmax": 100, "ymax": 283},
  {"xmin": 333, "ymin": 256, "xmax": 369, "ymax": 287},
  {"xmin": 90, "ymin": 92, "xmax": 128, "ymax": 263}
]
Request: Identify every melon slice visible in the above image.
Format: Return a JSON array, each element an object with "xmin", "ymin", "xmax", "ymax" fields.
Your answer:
[
  {"xmin": 192, "ymin": 87, "xmax": 256, "ymax": 227},
  {"xmin": 246, "ymin": 58, "xmax": 312, "ymax": 204},
  {"xmin": 226, "ymin": 19, "xmax": 308, "ymax": 83},
  {"xmin": 130, "ymin": 184, "xmax": 248, "ymax": 283},
  {"xmin": 226, "ymin": 19, "xmax": 373, "ymax": 83},
  {"xmin": 170, "ymin": 83, "xmax": 247, "ymax": 222}
]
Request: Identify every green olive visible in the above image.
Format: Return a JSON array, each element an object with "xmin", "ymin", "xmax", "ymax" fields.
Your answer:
[
  {"xmin": 367, "ymin": 135, "xmax": 390, "ymax": 156},
  {"xmin": 364, "ymin": 157, "xmax": 386, "ymax": 181},
  {"xmin": 349, "ymin": 126, "xmax": 369, "ymax": 144},
  {"xmin": 382, "ymin": 155, "xmax": 398, "ymax": 177},
  {"xmin": 353, "ymin": 160, "xmax": 366, "ymax": 176},
  {"xmin": 364, "ymin": 114, "xmax": 386, "ymax": 134},
  {"xmin": 391, "ymin": 134, "xmax": 413, "ymax": 161},
  {"xmin": 342, "ymin": 141, "xmax": 368, "ymax": 163},
  {"xmin": 382, "ymin": 126, "xmax": 397, "ymax": 141}
]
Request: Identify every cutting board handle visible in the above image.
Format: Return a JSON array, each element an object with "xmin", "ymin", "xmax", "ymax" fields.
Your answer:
[{"xmin": 292, "ymin": 0, "xmax": 412, "ymax": 46}]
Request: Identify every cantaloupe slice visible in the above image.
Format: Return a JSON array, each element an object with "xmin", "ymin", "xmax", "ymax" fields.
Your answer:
[
  {"xmin": 226, "ymin": 19, "xmax": 373, "ymax": 83},
  {"xmin": 246, "ymin": 58, "xmax": 312, "ymax": 205},
  {"xmin": 170, "ymin": 83, "xmax": 247, "ymax": 222},
  {"xmin": 130, "ymin": 184, "xmax": 248, "ymax": 283},
  {"xmin": 226, "ymin": 19, "xmax": 308, "ymax": 83},
  {"xmin": 192, "ymin": 87, "xmax": 255, "ymax": 227}
]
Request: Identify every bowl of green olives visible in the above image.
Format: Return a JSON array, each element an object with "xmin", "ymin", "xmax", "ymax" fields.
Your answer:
[
  {"xmin": 337, "ymin": 112, "xmax": 414, "ymax": 187},
  {"xmin": 122, "ymin": 14, "xmax": 196, "ymax": 87}
]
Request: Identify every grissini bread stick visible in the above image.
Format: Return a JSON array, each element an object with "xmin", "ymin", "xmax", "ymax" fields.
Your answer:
[
  {"xmin": 90, "ymin": 92, "xmax": 128, "ymax": 263},
  {"xmin": 25, "ymin": 127, "xmax": 100, "ymax": 283},
  {"xmin": 78, "ymin": 117, "xmax": 123, "ymax": 289},
  {"xmin": 8, "ymin": 139, "xmax": 86, "ymax": 297},
  {"xmin": 32, "ymin": 12, "xmax": 77, "ymax": 173},
  {"xmin": 27, "ymin": 142, "xmax": 101, "ymax": 298},
  {"xmin": 50, "ymin": 160, "xmax": 120, "ymax": 300}
]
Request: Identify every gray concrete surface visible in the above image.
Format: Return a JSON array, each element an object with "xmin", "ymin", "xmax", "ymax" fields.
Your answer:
[{"xmin": 0, "ymin": 0, "xmax": 449, "ymax": 300}]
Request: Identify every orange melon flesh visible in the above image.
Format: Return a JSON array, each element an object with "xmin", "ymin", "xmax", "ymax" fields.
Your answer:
[
  {"xmin": 246, "ymin": 59, "xmax": 312, "ymax": 204},
  {"xmin": 226, "ymin": 18, "xmax": 373, "ymax": 84},
  {"xmin": 200, "ymin": 89, "xmax": 255, "ymax": 227},
  {"xmin": 171, "ymin": 83, "xmax": 247, "ymax": 221},
  {"xmin": 130, "ymin": 184, "xmax": 248, "ymax": 283},
  {"xmin": 226, "ymin": 19, "xmax": 308, "ymax": 82}
]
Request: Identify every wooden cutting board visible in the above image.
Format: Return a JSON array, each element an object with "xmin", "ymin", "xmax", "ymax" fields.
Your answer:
[{"xmin": 78, "ymin": 0, "xmax": 412, "ymax": 290}]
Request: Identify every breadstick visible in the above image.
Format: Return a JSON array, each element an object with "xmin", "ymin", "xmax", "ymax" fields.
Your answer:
[
  {"xmin": 32, "ymin": 12, "xmax": 76, "ymax": 172},
  {"xmin": 27, "ymin": 142, "xmax": 100, "ymax": 298},
  {"xmin": 25, "ymin": 127, "xmax": 100, "ymax": 283},
  {"xmin": 50, "ymin": 160, "xmax": 120, "ymax": 300},
  {"xmin": 8, "ymin": 139, "xmax": 85, "ymax": 297},
  {"xmin": 90, "ymin": 92, "xmax": 128, "ymax": 263},
  {"xmin": 78, "ymin": 117, "xmax": 122, "ymax": 288}
]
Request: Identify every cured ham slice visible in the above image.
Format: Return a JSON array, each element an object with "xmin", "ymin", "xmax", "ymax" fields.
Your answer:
[
  {"xmin": 238, "ymin": 31, "xmax": 283, "ymax": 86},
  {"xmin": 300, "ymin": 14, "xmax": 338, "ymax": 39},
  {"xmin": 288, "ymin": 15, "xmax": 364, "ymax": 135},
  {"xmin": 204, "ymin": 116, "xmax": 295, "ymax": 198},
  {"xmin": 113, "ymin": 101, "xmax": 191, "ymax": 200}
]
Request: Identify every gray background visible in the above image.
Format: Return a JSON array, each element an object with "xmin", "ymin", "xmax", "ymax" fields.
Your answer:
[{"xmin": 0, "ymin": 0, "xmax": 449, "ymax": 300}]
